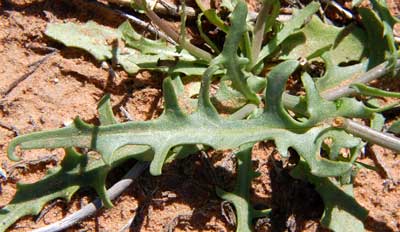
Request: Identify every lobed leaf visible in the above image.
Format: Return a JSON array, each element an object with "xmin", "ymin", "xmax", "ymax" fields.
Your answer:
[
  {"xmin": 291, "ymin": 161, "xmax": 368, "ymax": 232},
  {"xmin": 280, "ymin": 16, "xmax": 367, "ymax": 64},
  {"xmin": 358, "ymin": 7, "xmax": 399, "ymax": 71},
  {"xmin": 255, "ymin": 2, "xmax": 320, "ymax": 66},
  {"xmin": 45, "ymin": 20, "xmax": 196, "ymax": 74},
  {"xmin": 8, "ymin": 60, "xmax": 365, "ymax": 180},
  {"xmin": 211, "ymin": 1, "xmax": 260, "ymax": 104},
  {"xmin": 369, "ymin": 0, "xmax": 399, "ymax": 72},
  {"xmin": 315, "ymin": 53, "xmax": 368, "ymax": 93},
  {"xmin": 0, "ymin": 96, "xmax": 152, "ymax": 231},
  {"xmin": 0, "ymin": 146, "xmax": 151, "ymax": 232},
  {"xmin": 217, "ymin": 143, "xmax": 270, "ymax": 232}
]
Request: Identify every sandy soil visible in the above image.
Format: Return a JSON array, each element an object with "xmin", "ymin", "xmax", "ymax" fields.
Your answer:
[{"xmin": 0, "ymin": 0, "xmax": 399, "ymax": 231}]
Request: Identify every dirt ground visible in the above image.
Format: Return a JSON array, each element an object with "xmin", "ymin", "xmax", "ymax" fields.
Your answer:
[{"xmin": 0, "ymin": 0, "xmax": 399, "ymax": 231}]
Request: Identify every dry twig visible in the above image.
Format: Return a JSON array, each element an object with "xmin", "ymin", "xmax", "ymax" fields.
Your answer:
[
  {"xmin": 0, "ymin": 120, "xmax": 19, "ymax": 136},
  {"xmin": 332, "ymin": 117, "xmax": 400, "ymax": 153},
  {"xmin": 2, "ymin": 51, "xmax": 57, "ymax": 97},
  {"xmin": 7, "ymin": 154, "xmax": 59, "ymax": 178},
  {"xmin": 77, "ymin": 0, "xmax": 175, "ymax": 43},
  {"xmin": 368, "ymin": 145, "xmax": 396, "ymax": 185},
  {"xmin": 106, "ymin": 0, "xmax": 196, "ymax": 17}
]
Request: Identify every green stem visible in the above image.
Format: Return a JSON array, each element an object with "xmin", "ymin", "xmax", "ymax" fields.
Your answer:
[
  {"xmin": 179, "ymin": 0, "xmax": 187, "ymax": 45},
  {"xmin": 197, "ymin": 13, "xmax": 221, "ymax": 53},
  {"xmin": 243, "ymin": 31, "xmax": 252, "ymax": 65},
  {"xmin": 229, "ymin": 104, "xmax": 258, "ymax": 120}
]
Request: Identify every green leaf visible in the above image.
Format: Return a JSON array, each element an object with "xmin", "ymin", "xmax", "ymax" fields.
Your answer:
[
  {"xmin": 212, "ymin": 73, "xmax": 266, "ymax": 112},
  {"xmin": 166, "ymin": 61, "xmax": 224, "ymax": 76},
  {"xmin": 370, "ymin": 0, "xmax": 400, "ymax": 26},
  {"xmin": 291, "ymin": 161, "xmax": 368, "ymax": 232},
  {"xmin": 0, "ymin": 97, "xmax": 153, "ymax": 231},
  {"xmin": 45, "ymin": 21, "xmax": 119, "ymax": 61},
  {"xmin": 4, "ymin": 57, "xmax": 381, "ymax": 231},
  {"xmin": 97, "ymin": 94, "xmax": 118, "ymax": 125},
  {"xmin": 369, "ymin": 0, "xmax": 399, "ymax": 72},
  {"xmin": 213, "ymin": 78, "xmax": 248, "ymax": 112},
  {"xmin": 0, "ymin": 147, "xmax": 151, "ymax": 232},
  {"xmin": 358, "ymin": 7, "xmax": 398, "ymax": 71},
  {"xmin": 280, "ymin": 16, "xmax": 367, "ymax": 64},
  {"xmin": 45, "ymin": 21, "xmax": 196, "ymax": 74},
  {"xmin": 211, "ymin": 1, "xmax": 260, "ymax": 104},
  {"xmin": 203, "ymin": 9, "xmax": 229, "ymax": 33},
  {"xmin": 197, "ymin": 13, "xmax": 221, "ymax": 54},
  {"xmin": 370, "ymin": 113, "xmax": 385, "ymax": 131},
  {"xmin": 119, "ymin": 21, "xmax": 195, "ymax": 61},
  {"xmin": 255, "ymin": 2, "xmax": 320, "ymax": 66},
  {"xmin": 388, "ymin": 120, "xmax": 400, "ymax": 134},
  {"xmin": 354, "ymin": 161, "xmax": 378, "ymax": 171},
  {"xmin": 295, "ymin": 71, "xmax": 376, "ymax": 124},
  {"xmin": 220, "ymin": 0, "xmax": 238, "ymax": 12},
  {"xmin": 8, "ymin": 60, "xmax": 368, "ymax": 180},
  {"xmin": 315, "ymin": 53, "xmax": 368, "ymax": 93},
  {"xmin": 217, "ymin": 143, "xmax": 270, "ymax": 232}
]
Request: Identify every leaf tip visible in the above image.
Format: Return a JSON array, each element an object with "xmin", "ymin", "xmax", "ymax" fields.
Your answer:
[{"xmin": 7, "ymin": 138, "xmax": 22, "ymax": 162}]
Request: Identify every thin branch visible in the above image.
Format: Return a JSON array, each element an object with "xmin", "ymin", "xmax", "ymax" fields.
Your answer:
[
  {"xmin": 134, "ymin": 0, "xmax": 213, "ymax": 61},
  {"xmin": 87, "ymin": 0, "xmax": 175, "ymax": 43},
  {"xmin": 118, "ymin": 217, "xmax": 134, "ymax": 232},
  {"xmin": 119, "ymin": 106, "xmax": 135, "ymax": 121},
  {"xmin": 319, "ymin": 0, "xmax": 354, "ymax": 19},
  {"xmin": 0, "ymin": 120, "xmax": 20, "ymax": 136},
  {"xmin": 2, "ymin": 51, "xmax": 57, "ymax": 97},
  {"xmin": 7, "ymin": 154, "xmax": 58, "ymax": 177},
  {"xmin": 220, "ymin": 201, "xmax": 236, "ymax": 226},
  {"xmin": 332, "ymin": 117, "xmax": 400, "ymax": 153},
  {"xmin": 165, "ymin": 212, "xmax": 192, "ymax": 232},
  {"xmin": 106, "ymin": 0, "xmax": 196, "ymax": 17},
  {"xmin": 115, "ymin": 9, "xmax": 175, "ymax": 43},
  {"xmin": 32, "ymin": 162, "xmax": 149, "ymax": 232},
  {"xmin": 35, "ymin": 200, "xmax": 62, "ymax": 223},
  {"xmin": 368, "ymin": 145, "xmax": 396, "ymax": 183}
]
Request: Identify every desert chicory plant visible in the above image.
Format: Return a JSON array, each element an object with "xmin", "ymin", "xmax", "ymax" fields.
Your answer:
[{"xmin": 1, "ymin": 0, "xmax": 400, "ymax": 231}]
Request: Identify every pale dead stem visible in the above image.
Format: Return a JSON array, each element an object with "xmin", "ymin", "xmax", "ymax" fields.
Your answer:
[
  {"xmin": 31, "ymin": 162, "xmax": 149, "ymax": 232},
  {"xmin": 332, "ymin": 117, "xmax": 400, "ymax": 153},
  {"xmin": 133, "ymin": 0, "xmax": 213, "ymax": 61},
  {"xmin": 321, "ymin": 59, "xmax": 400, "ymax": 100}
]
